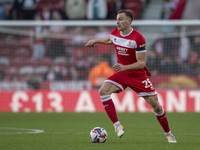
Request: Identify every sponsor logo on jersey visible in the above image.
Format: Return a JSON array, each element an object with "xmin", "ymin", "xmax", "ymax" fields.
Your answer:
[{"xmin": 116, "ymin": 46, "xmax": 129, "ymax": 56}]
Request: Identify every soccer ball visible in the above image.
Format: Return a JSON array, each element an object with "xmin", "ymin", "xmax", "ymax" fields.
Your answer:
[{"xmin": 89, "ymin": 127, "xmax": 108, "ymax": 143}]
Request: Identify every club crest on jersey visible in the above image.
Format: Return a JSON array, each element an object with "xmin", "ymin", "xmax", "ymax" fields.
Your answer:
[{"xmin": 127, "ymin": 41, "xmax": 132, "ymax": 47}]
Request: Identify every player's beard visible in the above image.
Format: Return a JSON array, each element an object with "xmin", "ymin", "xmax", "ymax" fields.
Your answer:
[
  {"xmin": 117, "ymin": 23, "xmax": 128, "ymax": 31},
  {"xmin": 118, "ymin": 26, "xmax": 127, "ymax": 33},
  {"xmin": 117, "ymin": 25, "xmax": 123, "ymax": 31}
]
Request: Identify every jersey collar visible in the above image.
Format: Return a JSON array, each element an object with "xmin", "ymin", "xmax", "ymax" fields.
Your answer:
[{"xmin": 120, "ymin": 28, "xmax": 133, "ymax": 37}]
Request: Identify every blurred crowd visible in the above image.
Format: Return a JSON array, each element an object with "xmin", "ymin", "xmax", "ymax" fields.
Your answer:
[
  {"xmin": 0, "ymin": 23, "xmax": 200, "ymax": 90},
  {"xmin": 0, "ymin": 0, "xmax": 148, "ymax": 20},
  {"xmin": 0, "ymin": 23, "xmax": 118, "ymax": 89},
  {"xmin": 0, "ymin": 0, "xmax": 148, "ymax": 90},
  {"xmin": 147, "ymin": 27, "xmax": 200, "ymax": 78},
  {"xmin": 0, "ymin": 0, "xmax": 200, "ymax": 90}
]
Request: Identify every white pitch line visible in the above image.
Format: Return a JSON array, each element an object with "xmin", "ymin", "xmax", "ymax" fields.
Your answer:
[{"xmin": 0, "ymin": 127, "xmax": 44, "ymax": 134}]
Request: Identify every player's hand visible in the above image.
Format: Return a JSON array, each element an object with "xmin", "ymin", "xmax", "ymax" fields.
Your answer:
[
  {"xmin": 85, "ymin": 39, "xmax": 96, "ymax": 48},
  {"xmin": 113, "ymin": 63, "xmax": 127, "ymax": 72}
]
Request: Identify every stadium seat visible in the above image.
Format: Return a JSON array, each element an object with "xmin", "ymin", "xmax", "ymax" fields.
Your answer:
[
  {"xmin": 0, "ymin": 65, "xmax": 7, "ymax": 73},
  {"xmin": 77, "ymin": 70, "xmax": 88, "ymax": 80},
  {"xmin": 10, "ymin": 58, "xmax": 28, "ymax": 67},
  {"xmin": 25, "ymin": 58, "xmax": 40, "ymax": 67},
  {"xmin": 73, "ymin": 47, "xmax": 88, "ymax": 57},
  {"xmin": 19, "ymin": 66, "xmax": 34, "ymax": 75},
  {"xmin": 83, "ymin": 28, "xmax": 97, "ymax": 36},
  {"xmin": 38, "ymin": 57, "xmax": 53, "ymax": 66},
  {"xmin": 0, "ymin": 57, "xmax": 9, "ymax": 66},
  {"xmin": 37, "ymin": 0, "xmax": 63, "ymax": 11},
  {"xmin": 0, "ymin": 48, "xmax": 12, "ymax": 57},
  {"xmin": 14, "ymin": 47, "xmax": 31, "ymax": 58},
  {"xmin": 95, "ymin": 44, "xmax": 113, "ymax": 55},
  {"xmin": 40, "ymin": 81, "xmax": 50, "ymax": 90},
  {"xmin": 0, "ymin": 39, "xmax": 4, "ymax": 47},
  {"xmin": 124, "ymin": 0, "xmax": 142, "ymax": 19},
  {"xmin": 35, "ymin": 66, "xmax": 48, "ymax": 75},
  {"xmin": 4, "ymin": 66, "xmax": 20, "ymax": 76},
  {"xmin": 4, "ymin": 74, "xmax": 17, "ymax": 81},
  {"xmin": 18, "ymin": 74, "xmax": 29, "ymax": 81},
  {"xmin": 54, "ymin": 56, "xmax": 66, "ymax": 65},
  {"xmin": 17, "ymin": 38, "xmax": 31, "ymax": 46}
]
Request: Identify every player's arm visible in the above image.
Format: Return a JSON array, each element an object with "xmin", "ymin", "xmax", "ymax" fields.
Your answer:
[
  {"xmin": 85, "ymin": 37, "xmax": 113, "ymax": 48},
  {"xmin": 113, "ymin": 52, "xmax": 146, "ymax": 72}
]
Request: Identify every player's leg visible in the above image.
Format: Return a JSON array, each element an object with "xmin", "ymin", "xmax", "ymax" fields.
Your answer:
[
  {"xmin": 143, "ymin": 95, "xmax": 177, "ymax": 143},
  {"xmin": 143, "ymin": 95, "xmax": 170, "ymax": 132},
  {"xmin": 99, "ymin": 82, "xmax": 120, "ymax": 124},
  {"xmin": 99, "ymin": 82, "xmax": 124, "ymax": 137}
]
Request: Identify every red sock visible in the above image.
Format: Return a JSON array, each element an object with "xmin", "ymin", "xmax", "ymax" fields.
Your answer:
[
  {"xmin": 101, "ymin": 95, "xmax": 118, "ymax": 124},
  {"xmin": 156, "ymin": 109, "xmax": 170, "ymax": 133}
]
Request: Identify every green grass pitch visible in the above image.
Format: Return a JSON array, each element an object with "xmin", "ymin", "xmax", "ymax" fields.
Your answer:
[{"xmin": 0, "ymin": 112, "xmax": 199, "ymax": 150}]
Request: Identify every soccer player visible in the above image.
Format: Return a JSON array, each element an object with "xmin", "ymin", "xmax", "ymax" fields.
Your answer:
[{"xmin": 85, "ymin": 9, "xmax": 177, "ymax": 143}]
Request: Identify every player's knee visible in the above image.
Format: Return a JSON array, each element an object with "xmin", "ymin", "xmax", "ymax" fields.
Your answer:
[
  {"xmin": 151, "ymin": 101, "xmax": 162, "ymax": 113},
  {"xmin": 153, "ymin": 104, "xmax": 162, "ymax": 113},
  {"xmin": 98, "ymin": 87, "xmax": 108, "ymax": 96},
  {"xmin": 149, "ymin": 97, "xmax": 162, "ymax": 113}
]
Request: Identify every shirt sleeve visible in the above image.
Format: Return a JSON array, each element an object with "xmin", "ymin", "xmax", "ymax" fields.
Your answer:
[
  {"xmin": 110, "ymin": 29, "xmax": 116, "ymax": 42},
  {"xmin": 135, "ymin": 34, "xmax": 146, "ymax": 53}
]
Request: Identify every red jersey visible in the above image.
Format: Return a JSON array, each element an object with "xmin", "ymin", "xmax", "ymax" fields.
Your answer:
[{"xmin": 110, "ymin": 28, "xmax": 151, "ymax": 77}]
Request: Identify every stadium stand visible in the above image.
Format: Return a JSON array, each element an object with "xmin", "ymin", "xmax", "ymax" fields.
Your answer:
[{"xmin": 0, "ymin": 0, "xmax": 200, "ymax": 90}]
